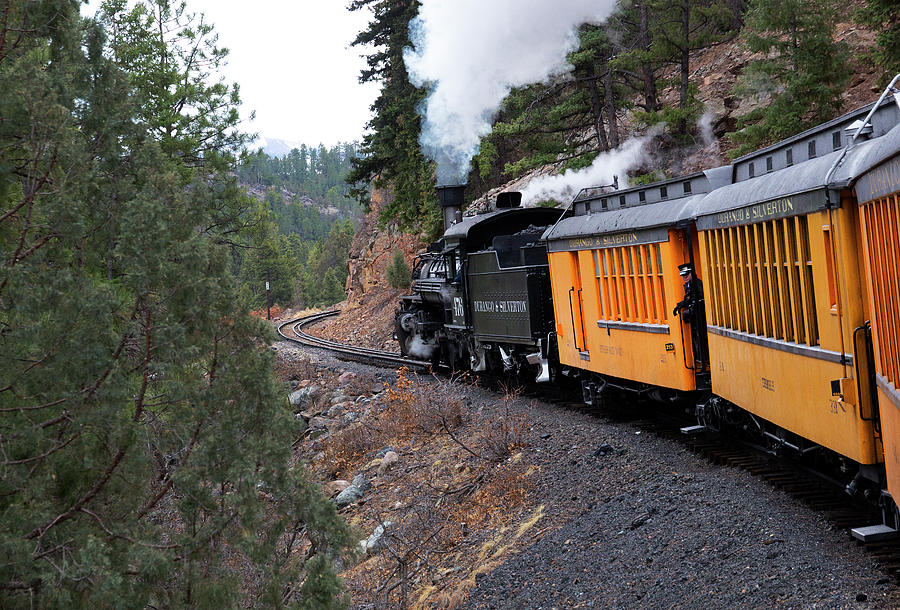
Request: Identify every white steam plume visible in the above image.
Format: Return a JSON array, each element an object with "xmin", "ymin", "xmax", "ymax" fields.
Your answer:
[
  {"xmin": 404, "ymin": 0, "xmax": 617, "ymax": 185},
  {"xmin": 520, "ymin": 136, "xmax": 651, "ymax": 205}
]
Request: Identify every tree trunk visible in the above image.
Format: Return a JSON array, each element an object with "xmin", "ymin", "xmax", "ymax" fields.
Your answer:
[
  {"xmin": 638, "ymin": 0, "xmax": 659, "ymax": 112},
  {"xmin": 730, "ymin": 0, "xmax": 745, "ymax": 29},
  {"xmin": 678, "ymin": 0, "xmax": 690, "ymax": 134},
  {"xmin": 587, "ymin": 75, "xmax": 610, "ymax": 151},
  {"xmin": 604, "ymin": 66, "xmax": 620, "ymax": 148}
]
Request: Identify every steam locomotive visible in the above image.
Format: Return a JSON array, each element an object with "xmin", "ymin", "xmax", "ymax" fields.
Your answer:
[{"xmin": 395, "ymin": 77, "xmax": 900, "ymax": 536}]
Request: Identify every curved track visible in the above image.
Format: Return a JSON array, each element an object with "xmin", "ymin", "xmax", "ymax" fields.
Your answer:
[
  {"xmin": 279, "ymin": 311, "xmax": 900, "ymax": 580},
  {"xmin": 276, "ymin": 310, "xmax": 431, "ymax": 370}
]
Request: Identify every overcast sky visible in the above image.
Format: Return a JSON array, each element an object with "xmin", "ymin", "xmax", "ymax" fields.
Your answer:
[{"xmin": 83, "ymin": 1, "xmax": 379, "ymax": 147}]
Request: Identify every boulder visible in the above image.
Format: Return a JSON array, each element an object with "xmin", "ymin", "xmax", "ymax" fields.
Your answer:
[
  {"xmin": 338, "ymin": 371, "xmax": 356, "ymax": 385},
  {"xmin": 327, "ymin": 403, "xmax": 346, "ymax": 418},
  {"xmin": 335, "ymin": 485, "xmax": 363, "ymax": 507},
  {"xmin": 363, "ymin": 521, "xmax": 393, "ymax": 555},
  {"xmin": 288, "ymin": 385, "xmax": 320, "ymax": 408},
  {"xmin": 351, "ymin": 473, "xmax": 370, "ymax": 493},
  {"xmin": 308, "ymin": 416, "xmax": 332, "ymax": 430}
]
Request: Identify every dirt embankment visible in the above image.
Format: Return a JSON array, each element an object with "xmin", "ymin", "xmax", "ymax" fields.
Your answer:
[{"xmin": 273, "ymin": 340, "xmax": 899, "ymax": 609}]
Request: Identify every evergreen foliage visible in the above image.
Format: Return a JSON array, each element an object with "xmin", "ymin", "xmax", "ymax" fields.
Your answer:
[
  {"xmin": 347, "ymin": 0, "xmax": 441, "ymax": 239},
  {"xmin": 0, "ymin": 1, "xmax": 352, "ymax": 606},
  {"xmin": 856, "ymin": 0, "xmax": 900, "ymax": 77},
  {"xmin": 485, "ymin": 24, "xmax": 626, "ymax": 181},
  {"xmin": 632, "ymin": 0, "xmax": 735, "ymax": 135},
  {"xmin": 386, "ymin": 250, "xmax": 412, "ymax": 289},
  {"xmin": 233, "ymin": 149, "xmax": 359, "ymax": 310},
  {"xmin": 237, "ymin": 144, "xmax": 362, "ymax": 217},
  {"xmin": 728, "ymin": 0, "xmax": 849, "ymax": 155}
]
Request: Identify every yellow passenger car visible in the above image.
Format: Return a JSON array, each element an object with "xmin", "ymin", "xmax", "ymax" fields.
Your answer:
[
  {"xmin": 693, "ymin": 100, "xmax": 900, "ymax": 467},
  {"xmin": 543, "ymin": 170, "xmax": 729, "ymax": 398},
  {"xmin": 851, "ymin": 118, "xmax": 900, "ymax": 523}
]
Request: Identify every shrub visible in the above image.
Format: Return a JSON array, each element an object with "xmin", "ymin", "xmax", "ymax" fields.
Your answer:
[{"xmin": 386, "ymin": 250, "xmax": 412, "ymax": 289}]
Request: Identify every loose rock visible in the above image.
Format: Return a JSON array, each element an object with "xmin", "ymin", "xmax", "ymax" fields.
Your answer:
[
  {"xmin": 325, "ymin": 480, "xmax": 350, "ymax": 497},
  {"xmin": 288, "ymin": 385, "xmax": 320, "ymax": 408},
  {"xmin": 352, "ymin": 473, "xmax": 370, "ymax": 493},
  {"xmin": 362, "ymin": 521, "xmax": 393, "ymax": 555},
  {"xmin": 376, "ymin": 446, "xmax": 397, "ymax": 458},
  {"xmin": 335, "ymin": 485, "xmax": 363, "ymax": 508},
  {"xmin": 308, "ymin": 416, "xmax": 332, "ymax": 430}
]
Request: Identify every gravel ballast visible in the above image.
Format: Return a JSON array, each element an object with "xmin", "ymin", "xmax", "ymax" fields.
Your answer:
[
  {"xmin": 274, "ymin": 336, "xmax": 899, "ymax": 608},
  {"xmin": 464, "ymin": 399, "xmax": 898, "ymax": 608}
]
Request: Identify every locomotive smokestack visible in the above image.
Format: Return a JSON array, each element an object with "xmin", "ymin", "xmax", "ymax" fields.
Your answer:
[{"xmin": 437, "ymin": 184, "xmax": 466, "ymax": 231}]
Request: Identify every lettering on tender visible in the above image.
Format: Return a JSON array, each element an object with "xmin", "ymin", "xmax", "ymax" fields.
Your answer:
[{"xmin": 472, "ymin": 300, "xmax": 528, "ymax": 314}]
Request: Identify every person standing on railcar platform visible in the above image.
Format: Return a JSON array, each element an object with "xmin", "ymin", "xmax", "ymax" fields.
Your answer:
[{"xmin": 673, "ymin": 263, "xmax": 709, "ymax": 368}]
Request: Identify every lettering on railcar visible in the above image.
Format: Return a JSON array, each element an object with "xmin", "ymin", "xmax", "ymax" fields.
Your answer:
[
  {"xmin": 827, "ymin": 399, "xmax": 847, "ymax": 415},
  {"xmin": 568, "ymin": 232, "xmax": 641, "ymax": 249},
  {"xmin": 453, "ymin": 297, "xmax": 464, "ymax": 318},
  {"xmin": 761, "ymin": 377, "xmax": 776, "ymax": 391},
  {"xmin": 716, "ymin": 198, "xmax": 794, "ymax": 226},
  {"xmin": 856, "ymin": 157, "xmax": 900, "ymax": 203},
  {"xmin": 549, "ymin": 227, "xmax": 669, "ymax": 252},
  {"xmin": 596, "ymin": 345, "xmax": 623, "ymax": 356},
  {"xmin": 472, "ymin": 299, "xmax": 528, "ymax": 314}
]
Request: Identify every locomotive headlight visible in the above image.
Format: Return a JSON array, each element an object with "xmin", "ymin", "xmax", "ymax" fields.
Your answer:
[{"xmin": 399, "ymin": 313, "xmax": 417, "ymax": 333}]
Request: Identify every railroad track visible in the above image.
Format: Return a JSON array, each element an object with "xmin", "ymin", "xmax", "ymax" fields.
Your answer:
[
  {"xmin": 278, "ymin": 314, "xmax": 900, "ymax": 581},
  {"xmin": 276, "ymin": 310, "xmax": 432, "ymax": 370},
  {"xmin": 526, "ymin": 382, "xmax": 900, "ymax": 582}
]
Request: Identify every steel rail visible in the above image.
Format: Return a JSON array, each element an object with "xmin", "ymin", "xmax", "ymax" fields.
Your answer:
[{"xmin": 276, "ymin": 310, "xmax": 431, "ymax": 370}]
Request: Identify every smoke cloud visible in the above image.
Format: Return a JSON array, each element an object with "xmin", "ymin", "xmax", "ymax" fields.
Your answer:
[
  {"xmin": 520, "ymin": 135, "xmax": 651, "ymax": 205},
  {"xmin": 404, "ymin": 0, "xmax": 617, "ymax": 185}
]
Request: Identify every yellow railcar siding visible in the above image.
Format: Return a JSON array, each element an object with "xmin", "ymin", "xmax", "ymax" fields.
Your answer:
[
  {"xmin": 548, "ymin": 230, "xmax": 696, "ymax": 391},
  {"xmin": 861, "ymin": 194, "xmax": 900, "ymax": 386},
  {"xmin": 708, "ymin": 334, "xmax": 878, "ymax": 463},
  {"xmin": 878, "ymin": 386, "xmax": 900, "ymax": 504},
  {"xmin": 859, "ymin": 191, "xmax": 900, "ymax": 500},
  {"xmin": 700, "ymin": 206, "xmax": 877, "ymax": 463}
]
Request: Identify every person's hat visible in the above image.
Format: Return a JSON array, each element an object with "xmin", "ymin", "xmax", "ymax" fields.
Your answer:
[{"xmin": 678, "ymin": 263, "xmax": 692, "ymax": 276}]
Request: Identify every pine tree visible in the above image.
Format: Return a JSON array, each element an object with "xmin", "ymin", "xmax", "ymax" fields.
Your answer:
[
  {"xmin": 856, "ymin": 0, "xmax": 900, "ymax": 76},
  {"xmin": 638, "ymin": 0, "xmax": 735, "ymax": 135},
  {"xmin": 728, "ymin": 0, "xmax": 849, "ymax": 155},
  {"xmin": 482, "ymin": 23, "xmax": 627, "ymax": 184},
  {"xmin": 1, "ymin": 2, "xmax": 353, "ymax": 606},
  {"xmin": 347, "ymin": 0, "xmax": 440, "ymax": 238}
]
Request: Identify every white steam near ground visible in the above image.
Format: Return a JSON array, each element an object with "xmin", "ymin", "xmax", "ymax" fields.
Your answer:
[{"xmin": 404, "ymin": 0, "xmax": 618, "ymax": 186}]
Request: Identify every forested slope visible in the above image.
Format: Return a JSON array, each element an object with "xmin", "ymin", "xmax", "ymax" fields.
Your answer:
[
  {"xmin": 0, "ymin": 1, "xmax": 353, "ymax": 606},
  {"xmin": 234, "ymin": 145, "xmax": 362, "ymax": 310},
  {"xmin": 347, "ymin": 0, "xmax": 900, "ymax": 239}
]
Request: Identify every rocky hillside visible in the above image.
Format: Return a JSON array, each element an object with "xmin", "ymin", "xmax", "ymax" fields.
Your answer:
[{"xmin": 326, "ymin": 9, "xmax": 887, "ymax": 349}]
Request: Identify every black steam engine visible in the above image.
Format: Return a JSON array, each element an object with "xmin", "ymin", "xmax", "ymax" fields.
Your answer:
[{"xmin": 395, "ymin": 185, "xmax": 563, "ymax": 380}]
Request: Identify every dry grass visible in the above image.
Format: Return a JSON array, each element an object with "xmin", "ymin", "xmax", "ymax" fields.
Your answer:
[{"xmin": 326, "ymin": 371, "xmax": 541, "ymax": 608}]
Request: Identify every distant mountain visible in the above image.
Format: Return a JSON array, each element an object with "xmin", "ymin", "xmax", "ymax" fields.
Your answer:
[{"xmin": 253, "ymin": 136, "xmax": 304, "ymax": 158}]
